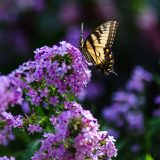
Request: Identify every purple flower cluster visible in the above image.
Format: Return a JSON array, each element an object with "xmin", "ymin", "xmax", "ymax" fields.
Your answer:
[
  {"xmin": 32, "ymin": 101, "xmax": 117, "ymax": 160},
  {"xmin": 0, "ymin": 112, "xmax": 22, "ymax": 145},
  {"xmin": 11, "ymin": 41, "xmax": 91, "ymax": 107},
  {"xmin": 154, "ymin": 95, "xmax": 160, "ymax": 104},
  {"xmin": 0, "ymin": 76, "xmax": 23, "ymax": 112},
  {"xmin": 0, "ymin": 41, "xmax": 118, "ymax": 159},
  {"xmin": 27, "ymin": 124, "xmax": 42, "ymax": 134},
  {"xmin": 103, "ymin": 66, "xmax": 153, "ymax": 135},
  {"xmin": 0, "ymin": 75, "xmax": 23, "ymax": 146},
  {"xmin": 0, "ymin": 156, "xmax": 15, "ymax": 160},
  {"xmin": 126, "ymin": 66, "xmax": 153, "ymax": 91}
]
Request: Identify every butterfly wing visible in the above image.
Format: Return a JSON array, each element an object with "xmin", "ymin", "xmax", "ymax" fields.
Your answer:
[{"xmin": 82, "ymin": 21, "xmax": 118, "ymax": 74}]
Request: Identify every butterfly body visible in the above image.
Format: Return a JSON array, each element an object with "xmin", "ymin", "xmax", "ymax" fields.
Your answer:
[{"xmin": 81, "ymin": 21, "xmax": 118, "ymax": 75}]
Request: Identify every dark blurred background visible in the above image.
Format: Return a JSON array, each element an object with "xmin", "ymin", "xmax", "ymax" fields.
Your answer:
[{"xmin": 0, "ymin": 0, "xmax": 160, "ymax": 159}]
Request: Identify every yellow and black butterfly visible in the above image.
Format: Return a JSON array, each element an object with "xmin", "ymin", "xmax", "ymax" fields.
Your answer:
[{"xmin": 80, "ymin": 21, "xmax": 118, "ymax": 75}]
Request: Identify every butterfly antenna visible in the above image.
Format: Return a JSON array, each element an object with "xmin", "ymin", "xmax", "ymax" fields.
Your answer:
[
  {"xmin": 80, "ymin": 22, "xmax": 84, "ymax": 51},
  {"xmin": 110, "ymin": 70, "xmax": 119, "ymax": 77}
]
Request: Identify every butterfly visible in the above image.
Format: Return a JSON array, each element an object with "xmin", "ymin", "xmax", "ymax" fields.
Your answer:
[{"xmin": 80, "ymin": 21, "xmax": 118, "ymax": 75}]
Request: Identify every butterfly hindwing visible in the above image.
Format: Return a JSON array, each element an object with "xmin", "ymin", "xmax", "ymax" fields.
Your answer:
[
  {"xmin": 96, "ymin": 48, "xmax": 114, "ymax": 74},
  {"xmin": 82, "ymin": 21, "xmax": 118, "ymax": 75}
]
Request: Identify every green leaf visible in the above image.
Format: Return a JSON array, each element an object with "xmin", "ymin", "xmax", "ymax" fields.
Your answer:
[
  {"xmin": 0, "ymin": 121, "xmax": 6, "ymax": 128},
  {"xmin": 145, "ymin": 154, "xmax": 154, "ymax": 160},
  {"xmin": 16, "ymin": 139, "xmax": 40, "ymax": 160},
  {"xmin": 34, "ymin": 106, "xmax": 45, "ymax": 116}
]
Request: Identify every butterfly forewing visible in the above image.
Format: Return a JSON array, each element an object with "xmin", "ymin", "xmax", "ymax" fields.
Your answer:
[{"xmin": 82, "ymin": 21, "xmax": 118, "ymax": 74}]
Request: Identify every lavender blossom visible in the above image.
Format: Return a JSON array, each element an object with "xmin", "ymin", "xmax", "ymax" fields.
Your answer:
[
  {"xmin": 103, "ymin": 102, "xmax": 131, "ymax": 128},
  {"xmin": 103, "ymin": 66, "xmax": 152, "ymax": 134},
  {"xmin": 0, "ymin": 76, "xmax": 23, "ymax": 112},
  {"xmin": 126, "ymin": 66, "xmax": 153, "ymax": 92},
  {"xmin": 0, "ymin": 41, "xmax": 117, "ymax": 159},
  {"xmin": 21, "ymin": 101, "xmax": 30, "ymax": 113},
  {"xmin": 154, "ymin": 95, "xmax": 160, "ymax": 104},
  {"xmin": 10, "ymin": 41, "xmax": 91, "ymax": 107},
  {"xmin": 0, "ymin": 112, "xmax": 22, "ymax": 145},
  {"xmin": 32, "ymin": 101, "xmax": 117, "ymax": 160},
  {"xmin": 126, "ymin": 112, "xmax": 144, "ymax": 131},
  {"xmin": 112, "ymin": 91, "xmax": 138, "ymax": 107},
  {"xmin": 0, "ymin": 156, "xmax": 15, "ymax": 160},
  {"xmin": 27, "ymin": 124, "xmax": 42, "ymax": 134}
]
